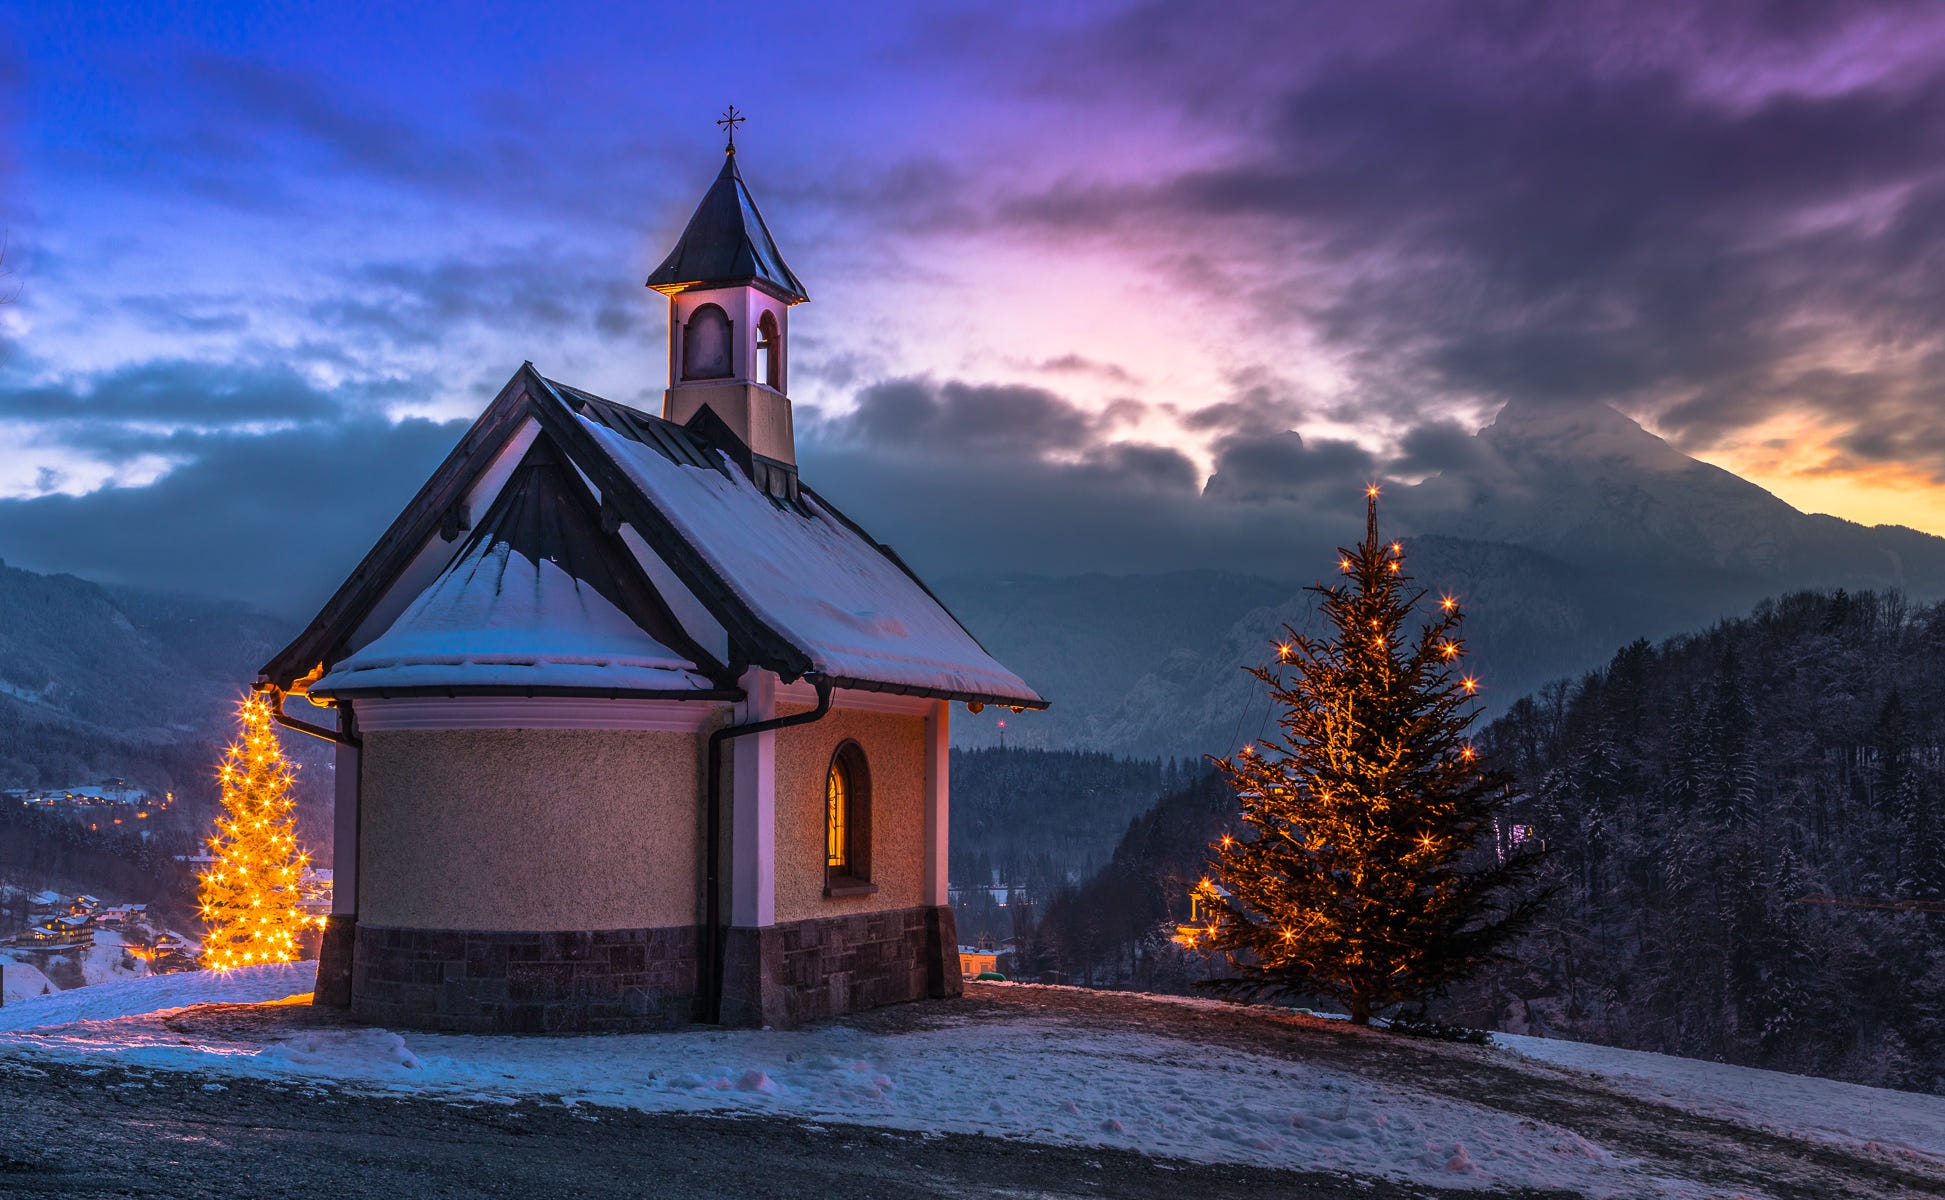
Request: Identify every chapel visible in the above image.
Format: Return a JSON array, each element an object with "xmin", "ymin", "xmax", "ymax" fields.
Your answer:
[{"xmin": 257, "ymin": 132, "xmax": 1045, "ymax": 1032}]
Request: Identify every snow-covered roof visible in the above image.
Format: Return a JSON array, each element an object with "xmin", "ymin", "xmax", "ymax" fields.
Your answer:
[
  {"xmin": 314, "ymin": 438, "xmax": 720, "ymax": 699},
  {"xmin": 580, "ymin": 414, "xmax": 1043, "ymax": 705},
  {"xmin": 266, "ymin": 365, "xmax": 1044, "ymax": 709}
]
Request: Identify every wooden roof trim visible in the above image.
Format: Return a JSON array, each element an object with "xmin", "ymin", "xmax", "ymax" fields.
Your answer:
[
  {"xmin": 259, "ymin": 369, "xmax": 542, "ymax": 689},
  {"xmin": 808, "ymin": 673, "xmax": 1050, "ymax": 711}
]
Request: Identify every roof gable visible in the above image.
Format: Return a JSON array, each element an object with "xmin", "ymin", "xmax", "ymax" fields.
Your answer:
[
  {"xmin": 311, "ymin": 438, "xmax": 725, "ymax": 698},
  {"xmin": 645, "ymin": 153, "xmax": 808, "ymax": 304},
  {"xmin": 263, "ymin": 365, "xmax": 1044, "ymax": 709}
]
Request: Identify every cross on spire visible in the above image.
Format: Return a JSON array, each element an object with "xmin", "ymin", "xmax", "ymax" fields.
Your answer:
[{"xmin": 717, "ymin": 105, "xmax": 745, "ymax": 155}]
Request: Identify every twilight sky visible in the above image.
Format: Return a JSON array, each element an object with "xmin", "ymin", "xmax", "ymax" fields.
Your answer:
[{"xmin": 3, "ymin": 1, "xmax": 1945, "ymax": 616}]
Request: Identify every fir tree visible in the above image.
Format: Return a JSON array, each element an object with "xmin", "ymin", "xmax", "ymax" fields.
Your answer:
[
  {"xmin": 198, "ymin": 694, "xmax": 315, "ymax": 970},
  {"xmin": 1191, "ymin": 491, "xmax": 1546, "ymax": 1024}
]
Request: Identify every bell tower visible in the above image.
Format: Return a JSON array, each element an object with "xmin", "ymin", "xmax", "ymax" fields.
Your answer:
[{"xmin": 647, "ymin": 115, "xmax": 808, "ymax": 469}]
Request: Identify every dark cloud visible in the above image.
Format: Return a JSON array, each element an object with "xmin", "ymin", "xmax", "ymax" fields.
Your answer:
[
  {"xmin": 816, "ymin": 377, "xmax": 1210, "ymax": 498},
  {"xmin": 832, "ymin": 378, "xmax": 1126, "ymax": 459},
  {"xmin": 1024, "ymin": 354, "xmax": 1141, "ymax": 385},
  {"xmin": 800, "ymin": 434, "xmax": 1347, "ymax": 587},
  {"xmin": 792, "ymin": 370, "xmax": 1390, "ymax": 583},
  {"xmin": 984, "ymin": 1, "xmax": 1945, "ymax": 480},
  {"xmin": 184, "ymin": 53, "xmax": 490, "ymax": 194},
  {"xmin": 0, "ymin": 415, "xmax": 467, "ymax": 619},
  {"xmin": 1390, "ymin": 419, "xmax": 1492, "ymax": 476},
  {"xmin": 1202, "ymin": 431, "xmax": 1377, "ymax": 503},
  {"xmin": 0, "ymin": 360, "xmax": 339, "ymax": 430},
  {"xmin": 1176, "ymin": 372, "xmax": 1308, "ymax": 438},
  {"xmin": 312, "ymin": 251, "xmax": 654, "ymax": 351}
]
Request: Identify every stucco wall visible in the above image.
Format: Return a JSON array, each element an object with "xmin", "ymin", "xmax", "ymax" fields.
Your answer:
[
  {"xmin": 358, "ymin": 729, "xmax": 702, "ymax": 931},
  {"xmin": 772, "ymin": 707, "xmax": 926, "ymax": 924}
]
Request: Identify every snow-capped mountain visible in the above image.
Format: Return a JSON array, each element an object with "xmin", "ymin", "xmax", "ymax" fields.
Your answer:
[
  {"xmin": 1401, "ymin": 397, "xmax": 1945, "ymax": 590},
  {"xmin": 8, "ymin": 397, "xmax": 1944, "ymax": 765},
  {"xmin": 944, "ymin": 399, "xmax": 1945, "ymax": 757}
]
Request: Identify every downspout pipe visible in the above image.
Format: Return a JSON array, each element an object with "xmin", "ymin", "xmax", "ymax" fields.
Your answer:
[
  {"xmin": 703, "ymin": 675, "xmax": 832, "ymax": 1024},
  {"xmin": 262, "ymin": 687, "xmax": 361, "ymax": 747}
]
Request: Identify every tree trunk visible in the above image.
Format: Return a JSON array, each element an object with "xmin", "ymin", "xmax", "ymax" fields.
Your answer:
[{"xmin": 1349, "ymin": 996, "xmax": 1371, "ymax": 1025}]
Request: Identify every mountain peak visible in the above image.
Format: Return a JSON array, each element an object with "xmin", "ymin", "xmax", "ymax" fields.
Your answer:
[{"xmin": 1482, "ymin": 398, "xmax": 1688, "ymax": 473}]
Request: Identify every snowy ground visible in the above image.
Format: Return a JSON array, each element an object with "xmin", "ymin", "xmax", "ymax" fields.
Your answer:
[
  {"xmin": 1498, "ymin": 1032, "xmax": 1945, "ymax": 1180},
  {"xmin": 0, "ymin": 968, "xmax": 1938, "ymax": 1199}
]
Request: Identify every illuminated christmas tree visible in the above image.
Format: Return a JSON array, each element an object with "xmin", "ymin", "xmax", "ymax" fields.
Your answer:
[
  {"xmin": 1189, "ymin": 489, "xmax": 1545, "ymax": 1024},
  {"xmin": 199, "ymin": 694, "xmax": 314, "ymax": 970}
]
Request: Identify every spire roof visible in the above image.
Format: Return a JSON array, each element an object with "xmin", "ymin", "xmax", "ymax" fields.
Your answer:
[{"xmin": 646, "ymin": 152, "xmax": 808, "ymax": 304}]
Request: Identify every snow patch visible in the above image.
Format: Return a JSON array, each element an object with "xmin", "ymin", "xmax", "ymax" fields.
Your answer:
[{"xmin": 1498, "ymin": 1032, "xmax": 1945, "ymax": 1172}]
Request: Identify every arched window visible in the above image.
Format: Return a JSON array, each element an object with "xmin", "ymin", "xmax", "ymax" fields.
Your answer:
[
  {"xmin": 825, "ymin": 740, "xmax": 873, "ymax": 892},
  {"xmin": 755, "ymin": 310, "xmax": 782, "ymax": 391},
  {"xmin": 682, "ymin": 304, "xmax": 732, "ymax": 380}
]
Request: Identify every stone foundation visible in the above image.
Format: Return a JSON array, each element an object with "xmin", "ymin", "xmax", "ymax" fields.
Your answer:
[
  {"xmin": 349, "ymin": 924, "xmax": 700, "ymax": 1033},
  {"xmin": 313, "ymin": 915, "xmax": 357, "ymax": 1008},
  {"xmin": 720, "ymin": 904, "xmax": 960, "ymax": 1028}
]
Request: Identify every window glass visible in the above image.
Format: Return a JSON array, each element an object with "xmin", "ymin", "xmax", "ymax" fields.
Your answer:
[{"xmin": 826, "ymin": 756, "xmax": 850, "ymax": 870}]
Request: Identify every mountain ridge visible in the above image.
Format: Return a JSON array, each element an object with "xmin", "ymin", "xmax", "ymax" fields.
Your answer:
[
  {"xmin": 947, "ymin": 398, "xmax": 1945, "ymax": 756},
  {"xmin": 8, "ymin": 397, "xmax": 1945, "ymax": 764}
]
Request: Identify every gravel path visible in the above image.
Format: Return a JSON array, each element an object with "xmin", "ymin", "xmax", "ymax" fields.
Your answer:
[{"xmin": 0, "ymin": 1056, "xmax": 1544, "ymax": 1200}]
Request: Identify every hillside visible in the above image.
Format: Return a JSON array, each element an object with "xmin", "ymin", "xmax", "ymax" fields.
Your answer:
[
  {"xmin": 0, "ymin": 558, "xmax": 294, "ymax": 794},
  {"xmin": 3, "ymin": 967, "xmax": 1941, "ymax": 1199}
]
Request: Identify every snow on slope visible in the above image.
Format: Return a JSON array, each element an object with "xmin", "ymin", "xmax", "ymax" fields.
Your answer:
[
  {"xmin": 1499, "ymin": 1032, "xmax": 1945, "ymax": 1175},
  {"xmin": 0, "ymin": 958, "xmax": 59, "ymax": 1005},
  {"xmin": 0, "ymin": 962, "xmax": 314, "ymax": 1031},
  {"xmin": 0, "ymin": 966, "xmax": 1698, "ymax": 1198},
  {"xmin": 5, "ymin": 971, "xmax": 1942, "ymax": 1197}
]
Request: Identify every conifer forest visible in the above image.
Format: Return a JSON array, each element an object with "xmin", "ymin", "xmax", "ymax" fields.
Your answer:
[
  {"xmin": 1470, "ymin": 589, "xmax": 1945, "ymax": 1093},
  {"xmin": 1023, "ymin": 589, "xmax": 1945, "ymax": 1095}
]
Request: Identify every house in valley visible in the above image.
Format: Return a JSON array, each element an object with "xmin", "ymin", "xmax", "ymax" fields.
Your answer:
[{"xmin": 258, "ymin": 134, "xmax": 1045, "ymax": 1033}]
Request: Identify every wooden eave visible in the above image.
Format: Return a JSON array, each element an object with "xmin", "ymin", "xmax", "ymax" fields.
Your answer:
[
  {"xmin": 805, "ymin": 673, "xmax": 1049, "ymax": 711},
  {"xmin": 647, "ymin": 275, "xmax": 808, "ymax": 307}
]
